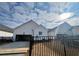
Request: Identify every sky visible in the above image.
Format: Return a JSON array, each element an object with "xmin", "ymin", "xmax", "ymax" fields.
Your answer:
[{"xmin": 0, "ymin": 2, "xmax": 79, "ymax": 29}]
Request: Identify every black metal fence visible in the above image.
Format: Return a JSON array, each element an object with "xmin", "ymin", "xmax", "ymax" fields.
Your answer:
[{"xmin": 29, "ymin": 36, "xmax": 79, "ymax": 56}]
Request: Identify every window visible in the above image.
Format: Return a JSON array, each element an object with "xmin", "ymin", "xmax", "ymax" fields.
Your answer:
[{"xmin": 39, "ymin": 31, "xmax": 42, "ymax": 35}]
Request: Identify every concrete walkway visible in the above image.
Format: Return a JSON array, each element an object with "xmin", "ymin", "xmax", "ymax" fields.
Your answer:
[{"xmin": 0, "ymin": 41, "xmax": 29, "ymax": 55}]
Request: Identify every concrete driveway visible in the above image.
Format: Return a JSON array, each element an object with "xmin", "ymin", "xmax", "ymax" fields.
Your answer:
[{"xmin": 0, "ymin": 41, "xmax": 30, "ymax": 55}]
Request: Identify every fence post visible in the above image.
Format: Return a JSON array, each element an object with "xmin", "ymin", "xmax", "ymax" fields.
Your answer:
[
  {"xmin": 63, "ymin": 37, "xmax": 66, "ymax": 56},
  {"xmin": 29, "ymin": 36, "xmax": 34, "ymax": 56}
]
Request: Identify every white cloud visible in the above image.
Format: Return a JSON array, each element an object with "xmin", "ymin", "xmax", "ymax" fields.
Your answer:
[
  {"xmin": 0, "ymin": 2, "xmax": 78, "ymax": 29},
  {"xmin": 0, "ymin": 2, "xmax": 10, "ymax": 12},
  {"xmin": 23, "ymin": 2, "xmax": 34, "ymax": 9},
  {"xmin": 14, "ymin": 6, "xmax": 26, "ymax": 14},
  {"xmin": 59, "ymin": 12, "xmax": 74, "ymax": 20}
]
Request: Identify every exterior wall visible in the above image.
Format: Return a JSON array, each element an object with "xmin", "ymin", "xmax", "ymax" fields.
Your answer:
[
  {"xmin": 33, "ymin": 26, "xmax": 48, "ymax": 36},
  {"xmin": 48, "ymin": 26, "xmax": 79, "ymax": 36},
  {"xmin": 55, "ymin": 26, "xmax": 70, "ymax": 35},
  {"xmin": 48, "ymin": 28, "xmax": 57, "ymax": 36},
  {"xmin": 55, "ymin": 23, "xmax": 72, "ymax": 36},
  {"xmin": 72, "ymin": 26, "xmax": 79, "ymax": 36},
  {"xmin": 48, "ymin": 23, "xmax": 73, "ymax": 36},
  {"xmin": 13, "ymin": 21, "xmax": 48, "ymax": 41}
]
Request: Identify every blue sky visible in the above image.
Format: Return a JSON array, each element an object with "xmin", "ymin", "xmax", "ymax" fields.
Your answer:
[{"xmin": 0, "ymin": 2, "xmax": 79, "ymax": 29}]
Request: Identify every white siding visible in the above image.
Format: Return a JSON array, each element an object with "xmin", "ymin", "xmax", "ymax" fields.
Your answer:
[
  {"xmin": 55, "ymin": 23, "xmax": 72, "ymax": 35},
  {"xmin": 72, "ymin": 27, "xmax": 79, "ymax": 36},
  {"xmin": 13, "ymin": 20, "xmax": 48, "ymax": 41},
  {"xmin": 48, "ymin": 28, "xmax": 56, "ymax": 36},
  {"xmin": 48, "ymin": 22, "xmax": 73, "ymax": 36}
]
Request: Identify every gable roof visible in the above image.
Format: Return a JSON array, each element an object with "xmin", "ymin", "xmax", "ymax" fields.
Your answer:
[
  {"xmin": 60, "ymin": 22, "xmax": 71, "ymax": 27},
  {"xmin": 48, "ymin": 27, "xmax": 57, "ymax": 32},
  {"xmin": 40, "ymin": 24, "xmax": 47, "ymax": 29},
  {"xmin": 0, "ymin": 24, "xmax": 13, "ymax": 33},
  {"xmin": 14, "ymin": 20, "xmax": 47, "ymax": 30},
  {"xmin": 48, "ymin": 22, "xmax": 71, "ymax": 32}
]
